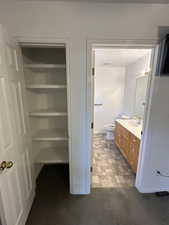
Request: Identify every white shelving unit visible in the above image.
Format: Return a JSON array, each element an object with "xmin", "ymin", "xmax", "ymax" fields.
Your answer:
[
  {"xmin": 26, "ymin": 84, "xmax": 67, "ymax": 90},
  {"xmin": 35, "ymin": 147, "xmax": 68, "ymax": 164},
  {"xmin": 24, "ymin": 63, "xmax": 66, "ymax": 69},
  {"xmin": 29, "ymin": 109, "xmax": 67, "ymax": 117},
  {"xmin": 22, "ymin": 46, "xmax": 69, "ymax": 165},
  {"xmin": 32, "ymin": 129, "xmax": 68, "ymax": 141}
]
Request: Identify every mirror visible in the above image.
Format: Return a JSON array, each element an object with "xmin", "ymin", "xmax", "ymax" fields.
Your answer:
[{"xmin": 134, "ymin": 75, "xmax": 149, "ymax": 118}]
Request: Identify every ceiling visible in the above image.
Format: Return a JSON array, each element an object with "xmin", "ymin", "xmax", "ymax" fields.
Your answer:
[
  {"xmin": 95, "ymin": 48, "xmax": 151, "ymax": 67},
  {"xmin": 23, "ymin": 0, "xmax": 169, "ymax": 3}
]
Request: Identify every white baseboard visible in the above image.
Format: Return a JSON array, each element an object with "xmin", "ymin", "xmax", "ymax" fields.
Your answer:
[
  {"xmin": 18, "ymin": 190, "xmax": 35, "ymax": 225},
  {"xmin": 136, "ymin": 184, "xmax": 169, "ymax": 193}
]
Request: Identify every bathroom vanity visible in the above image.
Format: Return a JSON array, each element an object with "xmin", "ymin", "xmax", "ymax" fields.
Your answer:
[
  {"xmin": 114, "ymin": 74, "xmax": 148, "ymax": 173},
  {"xmin": 114, "ymin": 119, "xmax": 142, "ymax": 173}
]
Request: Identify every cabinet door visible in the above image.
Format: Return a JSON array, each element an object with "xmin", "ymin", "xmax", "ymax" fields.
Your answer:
[
  {"xmin": 115, "ymin": 122, "xmax": 130, "ymax": 159},
  {"xmin": 0, "ymin": 25, "xmax": 34, "ymax": 225},
  {"xmin": 129, "ymin": 136, "xmax": 140, "ymax": 173},
  {"xmin": 114, "ymin": 122, "xmax": 121, "ymax": 147},
  {"xmin": 121, "ymin": 127, "xmax": 130, "ymax": 159}
]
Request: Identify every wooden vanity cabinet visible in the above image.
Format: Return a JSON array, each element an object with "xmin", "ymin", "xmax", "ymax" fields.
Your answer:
[
  {"xmin": 114, "ymin": 122, "xmax": 121, "ymax": 147},
  {"xmin": 128, "ymin": 135, "xmax": 140, "ymax": 173},
  {"xmin": 114, "ymin": 123, "xmax": 130, "ymax": 159},
  {"xmin": 115, "ymin": 121, "xmax": 140, "ymax": 173}
]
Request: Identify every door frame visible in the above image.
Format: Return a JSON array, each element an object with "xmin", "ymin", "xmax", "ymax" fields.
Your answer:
[
  {"xmin": 86, "ymin": 39, "xmax": 158, "ymax": 192},
  {"xmin": 15, "ymin": 35, "xmax": 73, "ymax": 193}
]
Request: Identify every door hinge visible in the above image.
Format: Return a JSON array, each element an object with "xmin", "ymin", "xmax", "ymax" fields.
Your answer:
[
  {"xmin": 92, "ymin": 67, "xmax": 95, "ymax": 76},
  {"xmin": 90, "ymin": 167, "xmax": 93, "ymax": 172},
  {"xmin": 91, "ymin": 122, "xmax": 94, "ymax": 129}
]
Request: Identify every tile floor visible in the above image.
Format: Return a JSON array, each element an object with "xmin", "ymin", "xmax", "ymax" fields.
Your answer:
[{"xmin": 92, "ymin": 133, "xmax": 135, "ymax": 188}]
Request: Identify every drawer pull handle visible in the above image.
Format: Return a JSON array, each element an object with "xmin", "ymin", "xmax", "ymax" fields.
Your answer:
[
  {"xmin": 0, "ymin": 161, "xmax": 14, "ymax": 171},
  {"xmin": 0, "ymin": 161, "xmax": 7, "ymax": 171},
  {"xmin": 6, "ymin": 161, "xmax": 13, "ymax": 169}
]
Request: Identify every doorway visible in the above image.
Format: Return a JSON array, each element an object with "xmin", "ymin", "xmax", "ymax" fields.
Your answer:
[{"xmin": 90, "ymin": 46, "xmax": 154, "ymax": 188}]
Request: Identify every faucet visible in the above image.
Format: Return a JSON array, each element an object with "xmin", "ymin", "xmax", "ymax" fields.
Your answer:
[{"xmin": 133, "ymin": 115, "xmax": 142, "ymax": 125}]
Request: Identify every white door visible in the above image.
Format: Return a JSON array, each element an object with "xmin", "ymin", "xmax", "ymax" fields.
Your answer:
[
  {"xmin": 0, "ymin": 25, "xmax": 34, "ymax": 225},
  {"xmin": 136, "ymin": 41, "xmax": 169, "ymax": 193}
]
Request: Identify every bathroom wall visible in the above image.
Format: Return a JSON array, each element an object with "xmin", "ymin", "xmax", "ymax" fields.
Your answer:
[
  {"xmin": 123, "ymin": 52, "xmax": 151, "ymax": 116},
  {"xmin": 94, "ymin": 66, "xmax": 125, "ymax": 133}
]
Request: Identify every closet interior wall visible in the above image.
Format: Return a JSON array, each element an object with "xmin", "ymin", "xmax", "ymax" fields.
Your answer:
[{"xmin": 21, "ymin": 46, "xmax": 69, "ymax": 177}]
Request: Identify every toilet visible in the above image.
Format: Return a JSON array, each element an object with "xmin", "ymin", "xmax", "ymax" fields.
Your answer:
[{"xmin": 104, "ymin": 124, "xmax": 115, "ymax": 140}]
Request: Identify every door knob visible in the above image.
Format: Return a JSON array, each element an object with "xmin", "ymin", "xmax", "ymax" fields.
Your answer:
[
  {"xmin": 0, "ymin": 161, "xmax": 13, "ymax": 171},
  {"xmin": 0, "ymin": 161, "xmax": 7, "ymax": 171},
  {"xmin": 6, "ymin": 161, "xmax": 13, "ymax": 169}
]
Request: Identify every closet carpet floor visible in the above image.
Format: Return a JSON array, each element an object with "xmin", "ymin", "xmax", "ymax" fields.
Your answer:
[
  {"xmin": 92, "ymin": 134, "xmax": 135, "ymax": 188},
  {"xmin": 26, "ymin": 165, "xmax": 169, "ymax": 225}
]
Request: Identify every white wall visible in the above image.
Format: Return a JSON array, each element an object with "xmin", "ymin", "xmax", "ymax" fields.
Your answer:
[
  {"xmin": 123, "ymin": 53, "xmax": 151, "ymax": 116},
  {"xmin": 0, "ymin": 1, "xmax": 169, "ymax": 194},
  {"xmin": 94, "ymin": 66, "xmax": 125, "ymax": 133}
]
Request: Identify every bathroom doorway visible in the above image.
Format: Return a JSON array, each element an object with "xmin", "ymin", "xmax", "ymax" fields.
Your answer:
[{"xmin": 91, "ymin": 47, "xmax": 153, "ymax": 188}]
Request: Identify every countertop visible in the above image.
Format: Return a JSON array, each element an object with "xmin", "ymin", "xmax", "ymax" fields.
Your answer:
[{"xmin": 116, "ymin": 119, "xmax": 142, "ymax": 139}]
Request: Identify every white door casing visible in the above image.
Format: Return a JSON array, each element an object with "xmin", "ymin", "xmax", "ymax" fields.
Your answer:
[
  {"xmin": 90, "ymin": 49, "xmax": 95, "ymax": 186},
  {"xmin": 87, "ymin": 40, "xmax": 169, "ymax": 193},
  {"xmin": 0, "ymin": 25, "xmax": 34, "ymax": 225}
]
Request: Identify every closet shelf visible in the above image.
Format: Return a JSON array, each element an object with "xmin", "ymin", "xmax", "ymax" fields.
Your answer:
[
  {"xmin": 26, "ymin": 84, "xmax": 67, "ymax": 90},
  {"xmin": 24, "ymin": 64, "xmax": 66, "ymax": 69},
  {"xmin": 29, "ymin": 109, "xmax": 67, "ymax": 117},
  {"xmin": 35, "ymin": 147, "xmax": 68, "ymax": 164},
  {"xmin": 32, "ymin": 129, "xmax": 68, "ymax": 141}
]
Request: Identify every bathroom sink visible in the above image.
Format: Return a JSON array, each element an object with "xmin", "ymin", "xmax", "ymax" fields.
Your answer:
[
  {"xmin": 129, "ymin": 119, "xmax": 142, "ymax": 127},
  {"xmin": 116, "ymin": 119, "xmax": 142, "ymax": 139}
]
